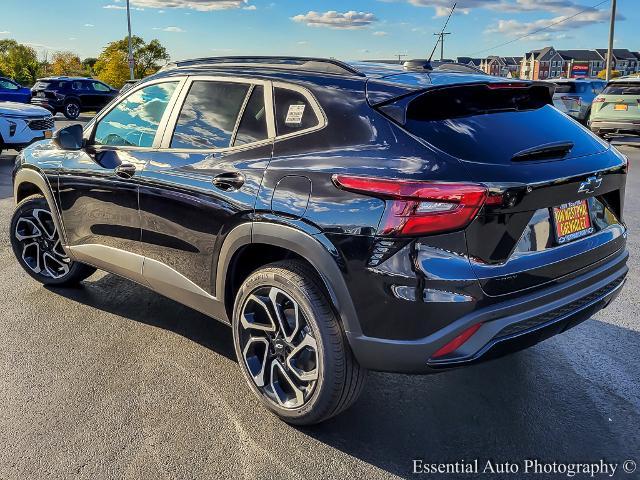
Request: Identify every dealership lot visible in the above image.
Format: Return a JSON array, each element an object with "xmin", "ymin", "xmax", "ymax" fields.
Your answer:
[{"xmin": 0, "ymin": 118, "xmax": 638, "ymax": 479}]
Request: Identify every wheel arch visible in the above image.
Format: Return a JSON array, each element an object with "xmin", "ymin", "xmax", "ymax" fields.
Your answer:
[
  {"xmin": 13, "ymin": 168, "xmax": 70, "ymax": 249},
  {"xmin": 216, "ymin": 222, "xmax": 362, "ymax": 336}
]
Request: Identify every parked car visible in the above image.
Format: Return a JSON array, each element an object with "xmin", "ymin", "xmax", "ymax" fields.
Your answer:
[
  {"xmin": 0, "ymin": 102, "xmax": 54, "ymax": 156},
  {"xmin": 547, "ymin": 78, "xmax": 606, "ymax": 122},
  {"xmin": 31, "ymin": 77, "xmax": 118, "ymax": 120},
  {"xmin": 10, "ymin": 57, "xmax": 628, "ymax": 425},
  {"xmin": 589, "ymin": 76, "xmax": 640, "ymax": 138},
  {"xmin": 0, "ymin": 77, "xmax": 32, "ymax": 103}
]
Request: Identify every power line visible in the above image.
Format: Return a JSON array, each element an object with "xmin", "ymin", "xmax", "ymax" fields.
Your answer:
[{"xmin": 468, "ymin": 0, "xmax": 610, "ymax": 57}]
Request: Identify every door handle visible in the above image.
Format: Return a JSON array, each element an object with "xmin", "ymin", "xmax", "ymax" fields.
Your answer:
[
  {"xmin": 212, "ymin": 172, "xmax": 245, "ymax": 191},
  {"xmin": 115, "ymin": 163, "xmax": 137, "ymax": 179}
]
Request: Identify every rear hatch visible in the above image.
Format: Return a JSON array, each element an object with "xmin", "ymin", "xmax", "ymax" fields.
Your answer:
[
  {"xmin": 373, "ymin": 80, "xmax": 627, "ymax": 296},
  {"xmin": 551, "ymin": 81, "xmax": 584, "ymax": 117},
  {"xmin": 31, "ymin": 80, "xmax": 64, "ymax": 101},
  {"xmin": 592, "ymin": 81, "xmax": 640, "ymax": 122}
]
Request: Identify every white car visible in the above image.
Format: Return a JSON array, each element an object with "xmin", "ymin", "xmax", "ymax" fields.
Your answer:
[{"xmin": 0, "ymin": 102, "xmax": 54, "ymax": 156}]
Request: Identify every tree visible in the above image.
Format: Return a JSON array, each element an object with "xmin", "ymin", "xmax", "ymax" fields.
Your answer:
[
  {"xmin": 82, "ymin": 57, "xmax": 98, "ymax": 75},
  {"xmin": 94, "ymin": 36, "xmax": 169, "ymax": 88},
  {"xmin": 0, "ymin": 40, "xmax": 40, "ymax": 85},
  {"xmin": 597, "ymin": 69, "xmax": 621, "ymax": 79},
  {"xmin": 50, "ymin": 51, "xmax": 83, "ymax": 76}
]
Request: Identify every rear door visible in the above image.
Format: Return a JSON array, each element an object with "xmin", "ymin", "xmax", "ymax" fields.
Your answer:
[
  {"xmin": 137, "ymin": 77, "xmax": 274, "ymax": 299},
  {"xmin": 90, "ymin": 81, "xmax": 117, "ymax": 111},
  {"xmin": 397, "ymin": 83, "xmax": 627, "ymax": 296},
  {"xmin": 0, "ymin": 78, "xmax": 29, "ymax": 103}
]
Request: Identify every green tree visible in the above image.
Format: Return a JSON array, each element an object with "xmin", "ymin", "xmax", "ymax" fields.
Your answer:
[
  {"xmin": 82, "ymin": 57, "xmax": 98, "ymax": 75},
  {"xmin": 0, "ymin": 40, "xmax": 40, "ymax": 85},
  {"xmin": 94, "ymin": 36, "xmax": 169, "ymax": 88},
  {"xmin": 51, "ymin": 51, "xmax": 83, "ymax": 76}
]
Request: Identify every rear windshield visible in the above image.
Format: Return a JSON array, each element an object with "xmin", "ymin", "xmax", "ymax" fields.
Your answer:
[
  {"xmin": 553, "ymin": 82, "xmax": 588, "ymax": 94},
  {"xmin": 406, "ymin": 84, "xmax": 551, "ymax": 121},
  {"xmin": 33, "ymin": 81, "xmax": 65, "ymax": 90},
  {"xmin": 602, "ymin": 83, "xmax": 640, "ymax": 95},
  {"xmin": 401, "ymin": 85, "xmax": 605, "ymax": 164}
]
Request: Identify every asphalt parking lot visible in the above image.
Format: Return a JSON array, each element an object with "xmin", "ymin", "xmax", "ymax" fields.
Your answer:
[{"xmin": 0, "ymin": 117, "xmax": 639, "ymax": 479}]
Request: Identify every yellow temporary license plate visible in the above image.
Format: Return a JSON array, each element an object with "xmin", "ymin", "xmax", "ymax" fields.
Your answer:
[
  {"xmin": 552, "ymin": 200, "xmax": 594, "ymax": 244},
  {"xmin": 44, "ymin": 130, "xmax": 53, "ymax": 139},
  {"xmin": 614, "ymin": 104, "xmax": 628, "ymax": 111}
]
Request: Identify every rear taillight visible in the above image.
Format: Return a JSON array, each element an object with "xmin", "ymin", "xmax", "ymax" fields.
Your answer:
[
  {"xmin": 561, "ymin": 95, "xmax": 581, "ymax": 106},
  {"xmin": 593, "ymin": 96, "xmax": 605, "ymax": 103},
  {"xmin": 332, "ymin": 175, "xmax": 490, "ymax": 236}
]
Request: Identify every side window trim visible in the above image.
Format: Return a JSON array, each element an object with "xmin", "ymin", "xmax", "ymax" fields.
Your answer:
[
  {"xmin": 272, "ymin": 81, "xmax": 327, "ymax": 142},
  {"xmin": 229, "ymin": 84, "xmax": 255, "ymax": 148},
  {"xmin": 158, "ymin": 76, "xmax": 276, "ymax": 152},
  {"xmin": 87, "ymin": 77, "xmax": 188, "ymax": 151}
]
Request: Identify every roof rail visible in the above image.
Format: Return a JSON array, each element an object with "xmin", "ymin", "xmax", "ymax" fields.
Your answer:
[{"xmin": 161, "ymin": 56, "xmax": 366, "ymax": 77}]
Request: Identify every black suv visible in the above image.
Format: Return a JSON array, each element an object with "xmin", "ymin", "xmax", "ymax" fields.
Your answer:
[
  {"xmin": 11, "ymin": 57, "xmax": 628, "ymax": 425},
  {"xmin": 31, "ymin": 77, "xmax": 118, "ymax": 119}
]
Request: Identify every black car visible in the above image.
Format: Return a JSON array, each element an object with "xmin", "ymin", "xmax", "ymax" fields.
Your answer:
[
  {"xmin": 31, "ymin": 77, "xmax": 118, "ymax": 119},
  {"xmin": 11, "ymin": 57, "xmax": 629, "ymax": 425}
]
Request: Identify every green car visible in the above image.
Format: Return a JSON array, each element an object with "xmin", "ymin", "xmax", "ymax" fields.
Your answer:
[{"xmin": 589, "ymin": 76, "xmax": 640, "ymax": 138}]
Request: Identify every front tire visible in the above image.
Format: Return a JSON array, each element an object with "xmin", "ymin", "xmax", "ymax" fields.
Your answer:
[
  {"xmin": 10, "ymin": 195, "xmax": 96, "ymax": 286},
  {"xmin": 232, "ymin": 260, "xmax": 366, "ymax": 425}
]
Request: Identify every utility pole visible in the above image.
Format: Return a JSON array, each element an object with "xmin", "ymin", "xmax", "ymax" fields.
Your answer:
[
  {"xmin": 605, "ymin": 0, "xmax": 617, "ymax": 81},
  {"xmin": 126, "ymin": 0, "xmax": 135, "ymax": 80},
  {"xmin": 433, "ymin": 32, "xmax": 451, "ymax": 61},
  {"xmin": 396, "ymin": 54, "xmax": 407, "ymax": 64}
]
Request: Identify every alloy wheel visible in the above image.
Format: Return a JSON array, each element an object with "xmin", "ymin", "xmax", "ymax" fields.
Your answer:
[
  {"xmin": 238, "ymin": 286, "xmax": 319, "ymax": 409},
  {"xmin": 14, "ymin": 208, "xmax": 70, "ymax": 279},
  {"xmin": 66, "ymin": 103, "xmax": 80, "ymax": 119}
]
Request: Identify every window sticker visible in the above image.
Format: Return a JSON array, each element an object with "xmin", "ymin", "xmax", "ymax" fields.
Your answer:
[{"xmin": 285, "ymin": 104, "xmax": 306, "ymax": 126}]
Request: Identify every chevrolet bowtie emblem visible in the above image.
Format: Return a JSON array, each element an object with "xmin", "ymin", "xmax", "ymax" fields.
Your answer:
[{"xmin": 578, "ymin": 176, "xmax": 602, "ymax": 194}]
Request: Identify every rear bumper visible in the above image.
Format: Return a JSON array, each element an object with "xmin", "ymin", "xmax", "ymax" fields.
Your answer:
[
  {"xmin": 589, "ymin": 120, "xmax": 640, "ymax": 135},
  {"xmin": 347, "ymin": 248, "xmax": 628, "ymax": 373},
  {"xmin": 30, "ymin": 99, "xmax": 61, "ymax": 112}
]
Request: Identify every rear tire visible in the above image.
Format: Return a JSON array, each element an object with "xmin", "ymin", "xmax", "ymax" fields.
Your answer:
[
  {"xmin": 63, "ymin": 100, "xmax": 80, "ymax": 120},
  {"xmin": 232, "ymin": 260, "xmax": 367, "ymax": 425},
  {"xmin": 10, "ymin": 195, "xmax": 96, "ymax": 286}
]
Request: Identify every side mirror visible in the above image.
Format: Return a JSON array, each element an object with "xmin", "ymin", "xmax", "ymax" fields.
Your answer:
[{"xmin": 53, "ymin": 124, "xmax": 84, "ymax": 150}]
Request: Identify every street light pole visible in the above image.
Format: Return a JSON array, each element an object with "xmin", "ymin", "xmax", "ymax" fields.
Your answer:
[
  {"xmin": 605, "ymin": 0, "xmax": 617, "ymax": 81},
  {"xmin": 126, "ymin": 0, "xmax": 135, "ymax": 80}
]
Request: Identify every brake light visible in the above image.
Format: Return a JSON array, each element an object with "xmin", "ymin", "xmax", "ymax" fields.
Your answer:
[
  {"xmin": 432, "ymin": 323, "xmax": 483, "ymax": 359},
  {"xmin": 332, "ymin": 175, "xmax": 489, "ymax": 236},
  {"xmin": 486, "ymin": 82, "xmax": 529, "ymax": 89}
]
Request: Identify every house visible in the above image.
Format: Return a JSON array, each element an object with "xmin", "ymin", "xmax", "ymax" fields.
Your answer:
[
  {"xmin": 595, "ymin": 49, "xmax": 640, "ymax": 76},
  {"xmin": 480, "ymin": 56, "xmax": 521, "ymax": 77},
  {"xmin": 557, "ymin": 50, "xmax": 605, "ymax": 78},
  {"xmin": 456, "ymin": 57, "xmax": 482, "ymax": 69},
  {"xmin": 519, "ymin": 46, "xmax": 566, "ymax": 80}
]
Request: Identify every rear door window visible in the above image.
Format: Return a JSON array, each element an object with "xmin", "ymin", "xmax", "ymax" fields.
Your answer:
[
  {"xmin": 233, "ymin": 85, "xmax": 269, "ymax": 147},
  {"xmin": 274, "ymin": 87, "xmax": 319, "ymax": 136},
  {"xmin": 171, "ymin": 81, "xmax": 250, "ymax": 150}
]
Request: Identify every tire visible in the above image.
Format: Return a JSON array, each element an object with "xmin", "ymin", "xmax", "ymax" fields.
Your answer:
[
  {"xmin": 63, "ymin": 100, "xmax": 80, "ymax": 120},
  {"xmin": 10, "ymin": 194, "xmax": 96, "ymax": 286},
  {"xmin": 232, "ymin": 260, "xmax": 367, "ymax": 425}
]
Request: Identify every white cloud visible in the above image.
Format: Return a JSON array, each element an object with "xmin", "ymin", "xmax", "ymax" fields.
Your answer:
[
  {"xmin": 128, "ymin": 0, "xmax": 250, "ymax": 10},
  {"xmin": 153, "ymin": 26, "xmax": 186, "ymax": 32},
  {"xmin": 373, "ymin": 31, "xmax": 388, "ymax": 36},
  {"xmin": 243, "ymin": 5, "xmax": 256, "ymax": 10},
  {"xmin": 103, "ymin": 4, "xmax": 144, "ymax": 10},
  {"xmin": 485, "ymin": 9, "xmax": 611, "ymax": 37},
  {"xmin": 0, "ymin": 30, "xmax": 10, "ymax": 35},
  {"xmin": 404, "ymin": 0, "xmax": 613, "ymax": 18},
  {"xmin": 292, "ymin": 10, "xmax": 378, "ymax": 29}
]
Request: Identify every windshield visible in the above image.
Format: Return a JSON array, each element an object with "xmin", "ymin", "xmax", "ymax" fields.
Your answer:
[
  {"xmin": 553, "ymin": 83, "xmax": 587, "ymax": 94},
  {"xmin": 602, "ymin": 83, "xmax": 640, "ymax": 95}
]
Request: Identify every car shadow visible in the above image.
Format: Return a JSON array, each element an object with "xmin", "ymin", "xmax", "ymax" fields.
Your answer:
[
  {"xmin": 46, "ymin": 273, "xmax": 639, "ymax": 479},
  {"xmin": 0, "ymin": 154, "xmax": 16, "ymax": 200},
  {"xmin": 298, "ymin": 319, "xmax": 640, "ymax": 478},
  {"xmin": 46, "ymin": 272, "xmax": 236, "ymax": 362}
]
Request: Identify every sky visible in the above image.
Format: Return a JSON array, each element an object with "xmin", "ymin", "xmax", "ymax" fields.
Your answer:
[{"xmin": 0, "ymin": 0, "xmax": 638, "ymax": 62}]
